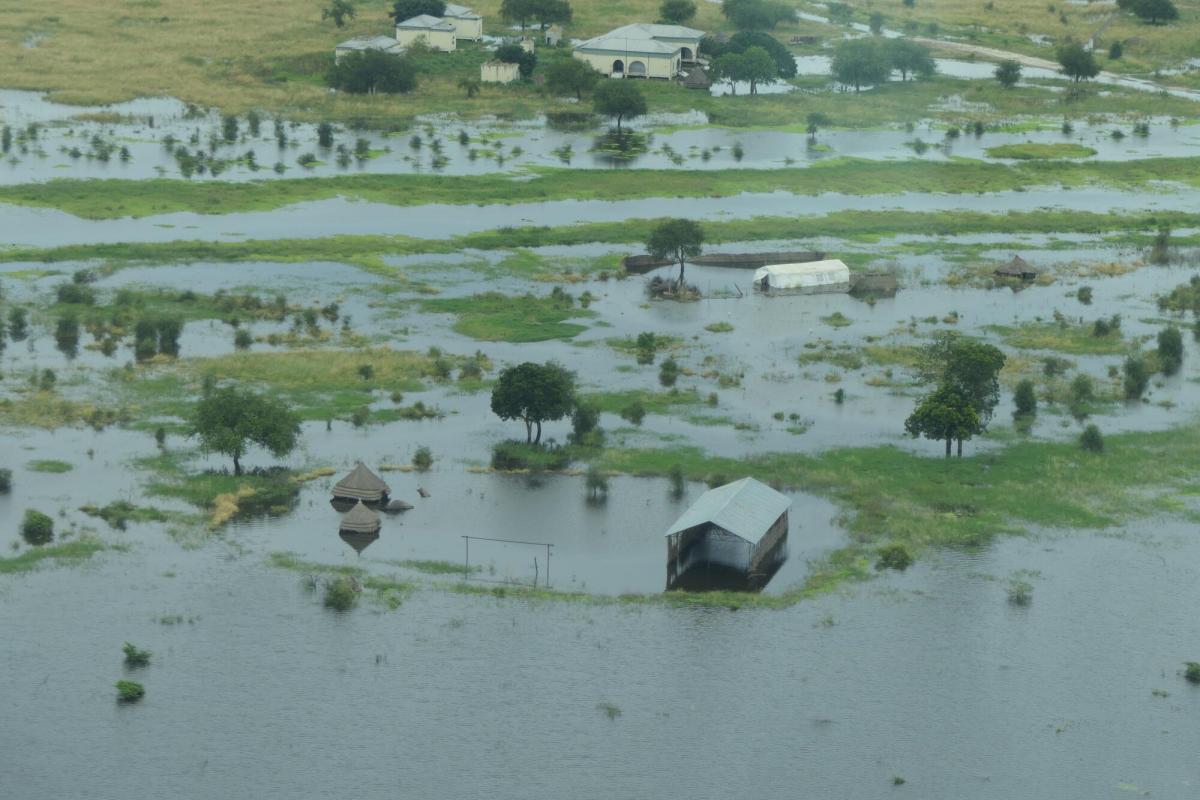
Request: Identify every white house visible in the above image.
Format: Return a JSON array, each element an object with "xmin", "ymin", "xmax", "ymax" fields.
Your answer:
[
  {"xmin": 442, "ymin": 3, "xmax": 483, "ymax": 41},
  {"xmin": 334, "ymin": 35, "xmax": 405, "ymax": 62},
  {"xmin": 481, "ymin": 60, "xmax": 520, "ymax": 84},
  {"xmin": 574, "ymin": 23, "xmax": 704, "ymax": 78},
  {"xmin": 395, "ymin": 14, "xmax": 457, "ymax": 52},
  {"xmin": 752, "ymin": 259, "xmax": 852, "ymax": 295}
]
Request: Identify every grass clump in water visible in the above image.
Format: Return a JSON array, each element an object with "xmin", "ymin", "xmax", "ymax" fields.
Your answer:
[
  {"xmin": 26, "ymin": 459, "xmax": 73, "ymax": 473},
  {"xmin": 596, "ymin": 701, "xmax": 622, "ymax": 720},
  {"xmin": 80, "ymin": 501, "xmax": 175, "ymax": 530},
  {"xmin": 122, "ymin": 642, "xmax": 151, "ymax": 668},
  {"xmin": 20, "ymin": 509, "xmax": 54, "ymax": 546},
  {"xmin": 420, "ymin": 291, "xmax": 592, "ymax": 342},
  {"xmin": 115, "ymin": 680, "xmax": 145, "ymax": 703},
  {"xmin": 1185, "ymin": 662, "xmax": 1200, "ymax": 684},
  {"xmin": 0, "ymin": 469, "xmax": 10, "ymax": 493},
  {"xmin": 324, "ymin": 575, "xmax": 361, "ymax": 612},
  {"xmin": 985, "ymin": 143, "xmax": 1097, "ymax": 160},
  {"xmin": 0, "ymin": 538, "xmax": 116, "ymax": 574},
  {"xmin": 875, "ymin": 543, "xmax": 913, "ymax": 571},
  {"xmin": 986, "ymin": 318, "xmax": 1126, "ymax": 355}
]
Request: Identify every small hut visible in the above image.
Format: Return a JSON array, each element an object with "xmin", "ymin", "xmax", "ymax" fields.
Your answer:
[
  {"xmin": 339, "ymin": 500, "xmax": 382, "ymax": 535},
  {"xmin": 995, "ymin": 255, "xmax": 1039, "ymax": 280},
  {"xmin": 332, "ymin": 462, "xmax": 391, "ymax": 505},
  {"xmin": 665, "ymin": 477, "xmax": 790, "ymax": 591}
]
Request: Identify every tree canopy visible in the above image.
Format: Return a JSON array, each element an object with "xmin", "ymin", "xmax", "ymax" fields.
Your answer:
[
  {"xmin": 1057, "ymin": 42, "xmax": 1100, "ymax": 82},
  {"xmin": 646, "ymin": 218, "xmax": 704, "ymax": 287},
  {"xmin": 327, "ymin": 51, "xmax": 418, "ymax": 94},
  {"xmin": 905, "ymin": 384, "xmax": 980, "ymax": 457},
  {"xmin": 722, "ymin": 0, "xmax": 794, "ymax": 29},
  {"xmin": 323, "ymin": 0, "xmax": 357, "ymax": 28},
  {"xmin": 908, "ymin": 332, "xmax": 1006, "ymax": 455},
  {"xmin": 994, "ymin": 59, "xmax": 1021, "ymax": 88},
  {"xmin": 193, "ymin": 386, "xmax": 301, "ymax": 475},
  {"xmin": 885, "ymin": 39, "xmax": 935, "ymax": 81},
  {"xmin": 1118, "ymin": 0, "xmax": 1179, "ymax": 23},
  {"xmin": 593, "ymin": 80, "xmax": 647, "ymax": 131},
  {"xmin": 495, "ymin": 43, "xmax": 538, "ymax": 78},
  {"xmin": 726, "ymin": 31, "xmax": 797, "ymax": 78},
  {"xmin": 390, "ymin": 0, "xmax": 446, "ymax": 21},
  {"xmin": 712, "ymin": 45, "xmax": 778, "ymax": 95},
  {"xmin": 659, "ymin": 0, "xmax": 697, "ymax": 24},
  {"xmin": 830, "ymin": 39, "xmax": 891, "ymax": 92},
  {"xmin": 546, "ymin": 58, "xmax": 599, "ymax": 99},
  {"xmin": 490, "ymin": 362, "xmax": 576, "ymax": 443},
  {"xmin": 501, "ymin": 0, "xmax": 572, "ymax": 29}
]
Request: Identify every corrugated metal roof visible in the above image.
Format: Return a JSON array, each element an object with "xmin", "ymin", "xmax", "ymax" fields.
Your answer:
[
  {"xmin": 664, "ymin": 477, "xmax": 790, "ymax": 545},
  {"xmin": 397, "ymin": 14, "xmax": 456, "ymax": 30},
  {"xmin": 336, "ymin": 35, "xmax": 405, "ymax": 52},
  {"xmin": 576, "ymin": 34, "xmax": 680, "ymax": 55},
  {"xmin": 443, "ymin": 3, "xmax": 481, "ymax": 18},
  {"xmin": 610, "ymin": 23, "xmax": 705, "ymax": 40}
]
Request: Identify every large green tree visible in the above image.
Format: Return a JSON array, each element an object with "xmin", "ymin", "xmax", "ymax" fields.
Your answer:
[
  {"xmin": 323, "ymin": 0, "xmax": 357, "ymax": 27},
  {"xmin": 193, "ymin": 386, "xmax": 301, "ymax": 475},
  {"xmin": 327, "ymin": 51, "xmax": 418, "ymax": 94},
  {"xmin": 830, "ymin": 39, "xmax": 891, "ymax": 92},
  {"xmin": 994, "ymin": 59, "xmax": 1021, "ymax": 88},
  {"xmin": 390, "ymin": 0, "xmax": 446, "ymax": 21},
  {"xmin": 1057, "ymin": 42, "xmax": 1100, "ymax": 82},
  {"xmin": 722, "ymin": 0, "xmax": 794, "ymax": 30},
  {"xmin": 495, "ymin": 43, "xmax": 538, "ymax": 78},
  {"xmin": 646, "ymin": 218, "xmax": 704, "ymax": 287},
  {"xmin": 727, "ymin": 31, "xmax": 798, "ymax": 78},
  {"xmin": 546, "ymin": 58, "xmax": 599, "ymax": 99},
  {"xmin": 593, "ymin": 80, "xmax": 646, "ymax": 131},
  {"xmin": 659, "ymin": 0, "xmax": 697, "ymax": 24},
  {"xmin": 905, "ymin": 384, "xmax": 980, "ymax": 457},
  {"xmin": 885, "ymin": 39, "xmax": 935, "ymax": 81},
  {"xmin": 1119, "ymin": 0, "xmax": 1179, "ymax": 23},
  {"xmin": 501, "ymin": 0, "xmax": 570, "ymax": 29},
  {"xmin": 911, "ymin": 332, "xmax": 1006, "ymax": 454},
  {"xmin": 490, "ymin": 362, "xmax": 576, "ymax": 443}
]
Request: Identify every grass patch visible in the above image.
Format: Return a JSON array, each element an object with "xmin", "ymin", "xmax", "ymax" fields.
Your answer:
[
  {"xmin": 140, "ymin": 453, "xmax": 300, "ymax": 528},
  {"xmin": 704, "ymin": 321, "xmax": 735, "ymax": 333},
  {"xmin": 419, "ymin": 291, "xmax": 591, "ymax": 342},
  {"xmin": 26, "ymin": 459, "xmax": 73, "ymax": 473},
  {"xmin": 985, "ymin": 143, "xmax": 1098, "ymax": 160},
  {"xmin": 80, "ymin": 501, "xmax": 181, "ymax": 531},
  {"xmin": 582, "ymin": 388, "xmax": 704, "ymax": 415},
  {"xmin": 987, "ymin": 321, "xmax": 1129, "ymax": 355},
  {"xmin": 0, "ymin": 538, "xmax": 120, "ymax": 574}
]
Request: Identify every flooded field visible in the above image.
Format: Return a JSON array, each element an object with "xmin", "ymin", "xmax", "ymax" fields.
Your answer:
[{"xmin": 4, "ymin": 25, "xmax": 1200, "ymax": 798}]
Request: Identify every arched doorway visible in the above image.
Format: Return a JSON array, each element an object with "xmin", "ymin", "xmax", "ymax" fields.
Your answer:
[
  {"xmin": 628, "ymin": 60, "xmax": 647, "ymax": 77},
  {"xmin": 611, "ymin": 59, "xmax": 624, "ymax": 75},
  {"xmin": 679, "ymin": 46, "xmax": 694, "ymax": 62}
]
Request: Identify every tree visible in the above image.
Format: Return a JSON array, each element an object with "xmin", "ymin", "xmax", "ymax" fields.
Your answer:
[
  {"xmin": 1127, "ymin": 0, "xmax": 1178, "ymax": 24},
  {"xmin": 322, "ymin": 0, "xmax": 357, "ymax": 27},
  {"xmin": 806, "ymin": 111, "xmax": 830, "ymax": 142},
  {"xmin": 490, "ymin": 362, "xmax": 576, "ymax": 443},
  {"xmin": 916, "ymin": 332, "xmax": 1006, "ymax": 427},
  {"xmin": 727, "ymin": 31, "xmax": 797, "ymax": 79},
  {"xmin": 1080, "ymin": 424, "xmax": 1104, "ymax": 453},
  {"xmin": 740, "ymin": 46, "xmax": 780, "ymax": 94},
  {"xmin": 869, "ymin": 11, "xmax": 885, "ymax": 34},
  {"xmin": 905, "ymin": 384, "xmax": 979, "ymax": 457},
  {"xmin": 886, "ymin": 39, "xmax": 935, "ymax": 81},
  {"xmin": 533, "ymin": 0, "xmax": 572, "ymax": 29},
  {"xmin": 1157, "ymin": 324, "xmax": 1183, "ymax": 375},
  {"xmin": 327, "ymin": 51, "xmax": 418, "ymax": 94},
  {"xmin": 390, "ymin": 0, "xmax": 446, "ymax": 21},
  {"xmin": 193, "ymin": 386, "xmax": 300, "ymax": 475},
  {"xmin": 500, "ymin": 0, "xmax": 536, "ymax": 28},
  {"xmin": 593, "ymin": 80, "xmax": 646, "ymax": 131},
  {"xmin": 458, "ymin": 77, "xmax": 481, "ymax": 97},
  {"xmin": 1057, "ymin": 42, "xmax": 1100, "ymax": 82},
  {"xmin": 495, "ymin": 43, "xmax": 537, "ymax": 78},
  {"xmin": 1013, "ymin": 379, "xmax": 1037, "ymax": 417},
  {"xmin": 722, "ymin": 0, "xmax": 793, "ymax": 30},
  {"xmin": 711, "ymin": 52, "xmax": 749, "ymax": 95},
  {"xmin": 830, "ymin": 39, "xmax": 891, "ymax": 92},
  {"xmin": 660, "ymin": 0, "xmax": 697, "ymax": 23},
  {"xmin": 546, "ymin": 58, "xmax": 599, "ymax": 99},
  {"xmin": 994, "ymin": 59, "xmax": 1021, "ymax": 88},
  {"xmin": 1123, "ymin": 354, "xmax": 1150, "ymax": 399},
  {"xmin": 646, "ymin": 218, "xmax": 704, "ymax": 288}
]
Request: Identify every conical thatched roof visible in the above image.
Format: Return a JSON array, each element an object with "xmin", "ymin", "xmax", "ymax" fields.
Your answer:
[
  {"xmin": 333, "ymin": 462, "xmax": 390, "ymax": 502},
  {"xmin": 995, "ymin": 255, "xmax": 1039, "ymax": 278},
  {"xmin": 339, "ymin": 500, "xmax": 381, "ymax": 534}
]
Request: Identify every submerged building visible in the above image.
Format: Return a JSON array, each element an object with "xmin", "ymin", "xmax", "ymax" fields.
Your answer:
[
  {"xmin": 332, "ymin": 462, "xmax": 391, "ymax": 506},
  {"xmin": 664, "ymin": 477, "xmax": 790, "ymax": 591},
  {"xmin": 753, "ymin": 259, "xmax": 851, "ymax": 295}
]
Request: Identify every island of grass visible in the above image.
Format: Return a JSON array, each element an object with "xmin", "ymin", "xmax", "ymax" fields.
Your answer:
[{"xmin": 985, "ymin": 143, "xmax": 1098, "ymax": 160}]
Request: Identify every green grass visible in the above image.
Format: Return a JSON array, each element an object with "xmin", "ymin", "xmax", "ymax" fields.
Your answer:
[
  {"xmin": 26, "ymin": 459, "xmax": 73, "ymax": 473},
  {"xmin": 582, "ymin": 388, "xmax": 705, "ymax": 415},
  {"xmin": 985, "ymin": 143, "xmax": 1098, "ymax": 160},
  {"xmin": 987, "ymin": 321, "xmax": 1130, "ymax": 355},
  {"xmin": 704, "ymin": 321, "xmax": 735, "ymax": 333},
  {"xmin": 419, "ymin": 292, "xmax": 592, "ymax": 342},
  {"xmin": 6, "ymin": 156, "xmax": 1200, "ymax": 220},
  {"xmin": 0, "ymin": 538, "xmax": 120, "ymax": 574},
  {"xmin": 139, "ymin": 452, "xmax": 300, "ymax": 527},
  {"xmin": 80, "ymin": 501, "xmax": 182, "ymax": 530}
]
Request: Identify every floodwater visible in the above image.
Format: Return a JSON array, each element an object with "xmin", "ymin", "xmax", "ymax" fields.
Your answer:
[{"xmin": 4, "ymin": 55, "xmax": 1200, "ymax": 800}]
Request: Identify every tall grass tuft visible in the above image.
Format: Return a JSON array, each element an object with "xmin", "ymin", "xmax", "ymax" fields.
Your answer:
[{"xmin": 122, "ymin": 642, "xmax": 152, "ymax": 668}]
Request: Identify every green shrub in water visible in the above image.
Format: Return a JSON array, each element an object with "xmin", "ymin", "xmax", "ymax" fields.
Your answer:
[
  {"xmin": 20, "ymin": 509, "xmax": 54, "ymax": 546},
  {"xmin": 0, "ymin": 469, "xmax": 11, "ymax": 493},
  {"xmin": 1013, "ymin": 379, "xmax": 1037, "ymax": 418},
  {"xmin": 122, "ymin": 642, "xmax": 151, "ymax": 668},
  {"xmin": 115, "ymin": 680, "xmax": 145, "ymax": 702},
  {"xmin": 324, "ymin": 575, "xmax": 360, "ymax": 611},
  {"xmin": 412, "ymin": 446, "xmax": 433, "ymax": 472},
  {"xmin": 1185, "ymin": 662, "xmax": 1200, "ymax": 684},
  {"xmin": 875, "ymin": 543, "xmax": 913, "ymax": 571}
]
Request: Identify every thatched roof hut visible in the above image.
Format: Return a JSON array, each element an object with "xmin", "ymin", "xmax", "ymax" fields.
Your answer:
[
  {"xmin": 332, "ymin": 462, "xmax": 391, "ymax": 503},
  {"xmin": 995, "ymin": 255, "xmax": 1039, "ymax": 280},
  {"xmin": 339, "ymin": 500, "xmax": 382, "ymax": 535}
]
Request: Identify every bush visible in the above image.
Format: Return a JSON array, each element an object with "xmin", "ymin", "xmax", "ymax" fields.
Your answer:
[
  {"xmin": 20, "ymin": 509, "xmax": 54, "ymax": 546},
  {"xmin": 668, "ymin": 464, "xmax": 686, "ymax": 500},
  {"xmin": 875, "ymin": 543, "xmax": 913, "ymax": 571},
  {"xmin": 122, "ymin": 642, "xmax": 152, "ymax": 668},
  {"xmin": 1007, "ymin": 580, "xmax": 1033, "ymax": 606},
  {"xmin": 327, "ymin": 50, "xmax": 417, "ymax": 94},
  {"xmin": 412, "ymin": 446, "xmax": 433, "ymax": 471},
  {"xmin": 620, "ymin": 401, "xmax": 646, "ymax": 426},
  {"xmin": 490, "ymin": 440, "xmax": 571, "ymax": 471},
  {"xmin": 635, "ymin": 331, "xmax": 657, "ymax": 365},
  {"xmin": 1156, "ymin": 325, "xmax": 1183, "ymax": 375},
  {"xmin": 234, "ymin": 329, "xmax": 253, "ymax": 350},
  {"xmin": 1076, "ymin": 286, "xmax": 1093, "ymax": 305},
  {"xmin": 1080, "ymin": 424, "xmax": 1104, "ymax": 452},
  {"xmin": 324, "ymin": 575, "xmax": 360, "ymax": 611},
  {"xmin": 1013, "ymin": 379, "xmax": 1037, "ymax": 417},
  {"xmin": 115, "ymin": 680, "xmax": 145, "ymax": 702},
  {"xmin": 585, "ymin": 465, "xmax": 609, "ymax": 501},
  {"xmin": 0, "ymin": 468, "xmax": 11, "ymax": 493},
  {"xmin": 1123, "ymin": 355, "xmax": 1150, "ymax": 399},
  {"xmin": 659, "ymin": 357, "xmax": 680, "ymax": 388},
  {"xmin": 56, "ymin": 283, "xmax": 96, "ymax": 305},
  {"xmin": 569, "ymin": 401, "xmax": 604, "ymax": 447},
  {"xmin": 1185, "ymin": 661, "xmax": 1200, "ymax": 684}
]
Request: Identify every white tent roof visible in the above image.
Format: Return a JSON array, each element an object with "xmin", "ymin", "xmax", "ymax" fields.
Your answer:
[
  {"xmin": 664, "ymin": 477, "xmax": 790, "ymax": 545},
  {"xmin": 754, "ymin": 259, "xmax": 850, "ymax": 288}
]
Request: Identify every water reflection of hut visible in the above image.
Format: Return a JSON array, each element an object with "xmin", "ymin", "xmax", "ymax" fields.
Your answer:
[
  {"xmin": 332, "ymin": 462, "xmax": 391, "ymax": 505},
  {"xmin": 665, "ymin": 477, "xmax": 790, "ymax": 592},
  {"xmin": 339, "ymin": 500, "xmax": 382, "ymax": 535},
  {"xmin": 340, "ymin": 530, "xmax": 380, "ymax": 554},
  {"xmin": 995, "ymin": 255, "xmax": 1039, "ymax": 280}
]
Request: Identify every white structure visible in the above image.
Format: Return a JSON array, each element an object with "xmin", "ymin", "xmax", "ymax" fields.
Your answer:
[
  {"xmin": 574, "ymin": 23, "xmax": 704, "ymax": 79},
  {"xmin": 334, "ymin": 35, "xmax": 405, "ymax": 62},
  {"xmin": 442, "ymin": 3, "xmax": 483, "ymax": 41},
  {"xmin": 395, "ymin": 14, "xmax": 457, "ymax": 52},
  {"xmin": 481, "ymin": 60, "xmax": 520, "ymax": 84},
  {"xmin": 753, "ymin": 259, "xmax": 852, "ymax": 295}
]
